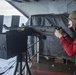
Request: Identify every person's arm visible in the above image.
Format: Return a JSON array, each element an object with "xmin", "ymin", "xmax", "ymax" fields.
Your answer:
[
  {"xmin": 60, "ymin": 36, "xmax": 76, "ymax": 56},
  {"xmin": 63, "ymin": 35, "xmax": 74, "ymax": 43},
  {"xmin": 59, "ymin": 28, "xmax": 74, "ymax": 43}
]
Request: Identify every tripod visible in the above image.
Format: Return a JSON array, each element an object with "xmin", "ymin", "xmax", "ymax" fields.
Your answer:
[
  {"xmin": 14, "ymin": 36, "xmax": 32, "ymax": 75},
  {"xmin": 5, "ymin": 27, "xmax": 46, "ymax": 75}
]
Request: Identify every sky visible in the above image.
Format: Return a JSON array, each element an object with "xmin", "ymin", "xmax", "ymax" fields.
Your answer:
[
  {"xmin": 0, "ymin": 0, "xmax": 23, "ymax": 16},
  {"xmin": 0, "ymin": 0, "xmax": 28, "ymax": 32}
]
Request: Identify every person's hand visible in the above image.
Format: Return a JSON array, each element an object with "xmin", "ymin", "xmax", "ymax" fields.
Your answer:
[
  {"xmin": 60, "ymin": 29, "xmax": 68, "ymax": 37},
  {"xmin": 54, "ymin": 29, "xmax": 63, "ymax": 38}
]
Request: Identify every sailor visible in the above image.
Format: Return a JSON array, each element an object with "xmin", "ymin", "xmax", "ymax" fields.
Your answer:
[{"xmin": 54, "ymin": 10, "xmax": 76, "ymax": 56}]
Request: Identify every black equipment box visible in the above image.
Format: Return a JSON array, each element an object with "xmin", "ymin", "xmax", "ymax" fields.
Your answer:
[{"xmin": 0, "ymin": 30, "xmax": 27, "ymax": 59}]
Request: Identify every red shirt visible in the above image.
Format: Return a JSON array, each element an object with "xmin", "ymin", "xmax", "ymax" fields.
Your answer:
[{"xmin": 60, "ymin": 36, "xmax": 76, "ymax": 56}]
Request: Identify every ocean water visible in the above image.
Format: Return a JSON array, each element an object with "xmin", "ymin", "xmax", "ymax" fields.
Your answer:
[{"xmin": 2, "ymin": 16, "xmax": 28, "ymax": 33}]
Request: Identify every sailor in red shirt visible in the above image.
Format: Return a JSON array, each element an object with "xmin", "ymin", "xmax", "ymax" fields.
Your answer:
[{"xmin": 54, "ymin": 11, "xmax": 76, "ymax": 56}]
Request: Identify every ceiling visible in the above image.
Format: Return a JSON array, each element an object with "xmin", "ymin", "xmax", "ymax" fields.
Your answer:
[{"xmin": 6, "ymin": 0, "xmax": 76, "ymax": 18}]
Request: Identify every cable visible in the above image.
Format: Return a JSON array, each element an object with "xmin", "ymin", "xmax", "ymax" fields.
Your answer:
[
  {"xmin": 18, "ymin": 39, "xmax": 40, "ymax": 75},
  {"xmin": 27, "ymin": 40, "xmax": 40, "ymax": 49}
]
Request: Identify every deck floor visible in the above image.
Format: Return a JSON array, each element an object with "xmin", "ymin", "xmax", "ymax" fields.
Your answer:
[{"xmin": 29, "ymin": 57, "xmax": 76, "ymax": 75}]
